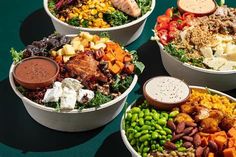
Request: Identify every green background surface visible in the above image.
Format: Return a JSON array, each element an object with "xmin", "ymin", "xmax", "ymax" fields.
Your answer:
[{"xmin": 1, "ymin": 0, "xmax": 236, "ymax": 157}]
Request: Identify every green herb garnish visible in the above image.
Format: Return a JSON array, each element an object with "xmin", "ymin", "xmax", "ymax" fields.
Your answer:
[
  {"xmin": 68, "ymin": 17, "xmax": 80, "ymax": 26},
  {"xmin": 136, "ymin": 0, "xmax": 152, "ymax": 15},
  {"xmin": 104, "ymin": 10, "xmax": 128, "ymax": 27},
  {"xmin": 10, "ymin": 48, "xmax": 23, "ymax": 63}
]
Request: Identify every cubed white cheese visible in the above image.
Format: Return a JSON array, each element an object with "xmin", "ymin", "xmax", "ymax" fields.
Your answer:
[
  {"xmin": 225, "ymin": 43, "xmax": 236, "ymax": 54},
  {"xmin": 80, "ymin": 32, "xmax": 93, "ymax": 41},
  {"xmin": 203, "ymin": 57, "xmax": 227, "ymax": 70},
  {"xmin": 71, "ymin": 40, "xmax": 84, "ymax": 52},
  {"xmin": 77, "ymin": 89, "xmax": 95, "ymax": 103},
  {"xmin": 42, "ymin": 82, "xmax": 63, "ymax": 103},
  {"xmin": 219, "ymin": 61, "xmax": 236, "ymax": 71},
  {"xmin": 200, "ymin": 47, "xmax": 213, "ymax": 58},
  {"xmin": 61, "ymin": 78, "xmax": 83, "ymax": 92},
  {"xmin": 214, "ymin": 44, "xmax": 225, "ymax": 57},
  {"xmin": 60, "ymin": 87, "xmax": 77, "ymax": 110}
]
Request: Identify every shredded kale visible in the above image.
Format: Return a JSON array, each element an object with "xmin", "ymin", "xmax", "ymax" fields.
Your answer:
[
  {"xmin": 164, "ymin": 43, "xmax": 204, "ymax": 67},
  {"xmin": 112, "ymin": 75, "xmax": 133, "ymax": 93},
  {"xmin": 10, "ymin": 48, "xmax": 23, "ymax": 63},
  {"xmin": 129, "ymin": 50, "xmax": 145, "ymax": 75},
  {"xmin": 76, "ymin": 92, "xmax": 113, "ymax": 109},
  {"xmin": 104, "ymin": 10, "xmax": 128, "ymax": 27},
  {"xmin": 81, "ymin": 20, "xmax": 89, "ymax": 28},
  {"xmin": 44, "ymin": 101, "xmax": 60, "ymax": 112},
  {"xmin": 136, "ymin": 0, "xmax": 152, "ymax": 15},
  {"xmin": 99, "ymin": 32, "xmax": 110, "ymax": 38},
  {"xmin": 48, "ymin": 0, "xmax": 56, "ymax": 9},
  {"xmin": 68, "ymin": 17, "xmax": 80, "ymax": 26}
]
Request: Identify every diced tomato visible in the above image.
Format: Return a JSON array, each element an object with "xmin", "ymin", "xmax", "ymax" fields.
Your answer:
[
  {"xmin": 157, "ymin": 15, "xmax": 171, "ymax": 24},
  {"xmin": 182, "ymin": 13, "xmax": 195, "ymax": 21},
  {"xmin": 158, "ymin": 29, "xmax": 169, "ymax": 45},
  {"xmin": 168, "ymin": 21, "xmax": 178, "ymax": 31},
  {"xmin": 156, "ymin": 22, "xmax": 169, "ymax": 31},
  {"xmin": 165, "ymin": 8, "xmax": 173, "ymax": 18}
]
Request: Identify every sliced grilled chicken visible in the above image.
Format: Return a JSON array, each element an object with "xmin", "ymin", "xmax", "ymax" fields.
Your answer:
[{"xmin": 111, "ymin": 0, "xmax": 141, "ymax": 17}]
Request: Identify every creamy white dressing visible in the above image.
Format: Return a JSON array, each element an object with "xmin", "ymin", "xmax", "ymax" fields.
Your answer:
[
  {"xmin": 179, "ymin": 0, "xmax": 215, "ymax": 14},
  {"xmin": 145, "ymin": 77, "xmax": 190, "ymax": 103}
]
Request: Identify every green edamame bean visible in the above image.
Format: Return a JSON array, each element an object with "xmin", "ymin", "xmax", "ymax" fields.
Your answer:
[
  {"xmin": 131, "ymin": 107, "xmax": 141, "ymax": 113},
  {"xmin": 139, "ymin": 134, "xmax": 151, "ymax": 142},
  {"xmin": 145, "ymin": 121, "xmax": 151, "ymax": 125},
  {"xmin": 144, "ymin": 109, "xmax": 150, "ymax": 116},
  {"xmin": 151, "ymin": 109, "xmax": 157, "ymax": 113},
  {"xmin": 152, "ymin": 112, "xmax": 160, "ymax": 121},
  {"xmin": 145, "ymin": 115, "xmax": 152, "ymax": 121},
  {"xmin": 126, "ymin": 113, "xmax": 132, "ymax": 120},
  {"xmin": 143, "ymin": 147, "xmax": 150, "ymax": 153},
  {"xmin": 178, "ymin": 147, "xmax": 187, "ymax": 152},
  {"xmin": 164, "ymin": 127, "xmax": 172, "ymax": 134},
  {"xmin": 142, "ymin": 153, "xmax": 148, "ymax": 157},
  {"xmin": 139, "ymin": 118, "xmax": 144, "ymax": 126},
  {"xmin": 167, "ymin": 134, "xmax": 173, "ymax": 139},
  {"xmin": 131, "ymin": 122, "xmax": 136, "ymax": 127},
  {"xmin": 159, "ymin": 130, "xmax": 167, "ymax": 135},
  {"xmin": 159, "ymin": 135, "xmax": 166, "ymax": 140},
  {"xmin": 139, "ymin": 143, "xmax": 145, "ymax": 153},
  {"xmin": 157, "ymin": 118, "xmax": 167, "ymax": 126},
  {"xmin": 157, "ymin": 146, "xmax": 163, "ymax": 152},
  {"xmin": 128, "ymin": 133, "xmax": 134, "ymax": 140},
  {"xmin": 141, "ymin": 125, "xmax": 151, "ymax": 130},
  {"xmin": 161, "ymin": 112, "xmax": 169, "ymax": 120},
  {"xmin": 151, "ymin": 132, "xmax": 159, "ymax": 139},
  {"xmin": 151, "ymin": 126, "xmax": 155, "ymax": 131},
  {"xmin": 151, "ymin": 144, "xmax": 156, "ymax": 150},
  {"xmin": 127, "ymin": 128, "xmax": 136, "ymax": 133},
  {"xmin": 155, "ymin": 124, "xmax": 162, "ymax": 130},
  {"xmin": 169, "ymin": 110, "xmax": 179, "ymax": 118},
  {"xmin": 130, "ymin": 139, "xmax": 136, "ymax": 145},
  {"xmin": 139, "ymin": 111, "xmax": 144, "ymax": 118},
  {"xmin": 131, "ymin": 113, "xmax": 138, "ymax": 122},
  {"xmin": 143, "ymin": 141, "xmax": 149, "ymax": 146},
  {"xmin": 134, "ymin": 132, "xmax": 142, "ymax": 138},
  {"xmin": 134, "ymin": 126, "xmax": 141, "ymax": 131},
  {"xmin": 140, "ymin": 130, "xmax": 149, "ymax": 135},
  {"xmin": 159, "ymin": 140, "xmax": 166, "ymax": 146}
]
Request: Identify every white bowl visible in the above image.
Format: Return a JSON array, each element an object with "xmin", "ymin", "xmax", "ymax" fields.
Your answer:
[
  {"xmin": 9, "ymin": 62, "xmax": 138, "ymax": 132},
  {"xmin": 156, "ymin": 41, "xmax": 236, "ymax": 91},
  {"xmin": 43, "ymin": 0, "xmax": 155, "ymax": 46},
  {"xmin": 120, "ymin": 86, "xmax": 236, "ymax": 157}
]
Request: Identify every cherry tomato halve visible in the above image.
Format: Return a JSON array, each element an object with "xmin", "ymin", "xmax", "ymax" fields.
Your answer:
[
  {"xmin": 182, "ymin": 13, "xmax": 195, "ymax": 21},
  {"xmin": 156, "ymin": 22, "xmax": 169, "ymax": 31},
  {"xmin": 158, "ymin": 29, "xmax": 169, "ymax": 45},
  {"xmin": 157, "ymin": 15, "xmax": 171, "ymax": 24},
  {"xmin": 165, "ymin": 8, "xmax": 173, "ymax": 18}
]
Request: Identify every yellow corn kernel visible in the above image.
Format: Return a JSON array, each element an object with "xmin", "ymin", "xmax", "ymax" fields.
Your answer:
[
  {"xmin": 98, "ymin": 12, "xmax": 103, "ymax": 18},
  {"xmin": 91, "ymin": 9, "xmax": 98, "ymax": 15}
]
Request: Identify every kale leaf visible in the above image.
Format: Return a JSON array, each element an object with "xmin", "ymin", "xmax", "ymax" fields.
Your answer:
[{"xmin": 104, "ymin": 10, "xmax": 128, "ymax": 27}]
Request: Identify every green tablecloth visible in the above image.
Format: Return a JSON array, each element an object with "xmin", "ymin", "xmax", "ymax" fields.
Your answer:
[{"xmin": 1, "ymin": 0, "xmax": 236, "ymax": 157}]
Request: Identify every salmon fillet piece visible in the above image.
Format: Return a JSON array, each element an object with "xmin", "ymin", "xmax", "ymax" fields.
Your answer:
[{"xmin": 111, "ymin": 0, "xmax": 141, "ymax": 17}]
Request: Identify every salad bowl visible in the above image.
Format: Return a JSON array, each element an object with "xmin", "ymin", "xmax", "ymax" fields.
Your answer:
[{"xmin": 43, "ymin": 0, "xmax": 155, "ymax": 46}]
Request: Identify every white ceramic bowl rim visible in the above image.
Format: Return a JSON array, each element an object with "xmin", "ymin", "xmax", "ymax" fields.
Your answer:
[
  {"xmin": 43, "ymin": 0, "xmax": 156, "ymax": 31},
  {"xmin": 120, "ymin": 86, "xmax": 236, "ymax": 157},
  {"xmin": 9, "ymin": 62, "xmax": 138, "ymax": 114},
  {"xmin": 155, "ymin": 31, "xmax": 236, "ymax": 74}
]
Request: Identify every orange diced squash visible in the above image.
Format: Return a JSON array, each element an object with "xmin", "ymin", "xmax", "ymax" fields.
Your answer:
[
  {"xmin": 214, "ymin": 131, "xmax": 227, "ymax": 138},
  {"xmin": 223, "ymin": 148, "xmax": 236, "ymax": 157},
  {"xmin": 214, "ymin": 135, "xmax": 227, "ymax": 150},
  {"xmin": 102, "ymin": 53, "xmax": 115, "ymax": 62},
  {"xmin": 115, "ymin": 61, "xmax": 124, "ymax": 70},
  {"xmin": 208, "ymin": 152, "xmax": 215, "ymax": 157},
  {"xmin": 228, "ymin": 127, "xmax": 236, "ymax": 138},
  {"xmin": 110, "ymin": 64, "xmax": 121, "ymax": 74},
  {"xmin": 108, "ymin": 61, "xmax": 113, "ymax": 70},
  {"xmin": 228, "ymin": 137, "xmax": 236, "ymax": 148},
  {"xmin": 55, "ymin": 55, "xmax": 63, "ymax": 63}
]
